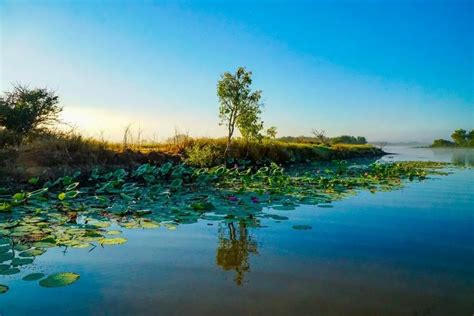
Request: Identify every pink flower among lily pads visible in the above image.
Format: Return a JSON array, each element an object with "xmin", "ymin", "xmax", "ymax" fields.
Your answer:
[
  {"xmin": 251, "ymin": 196, "xmax": 259, "ymax": 203},
  {"xmin": 228, "ymin": 196, "xmax": 238, "ymax": 202}
]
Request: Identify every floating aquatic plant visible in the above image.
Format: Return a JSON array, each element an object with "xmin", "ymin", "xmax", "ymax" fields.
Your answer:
[
  {"xmin": 22, "ymin": 273, "xmax": 45, "ymax": 281},
  {"xmin": 0, "ymin": 160, "xmax": 452, "ymax": 291},
  {"xmin": 0, "ymin": 284, "xmax": 8, "ymax": 294},
  {"xmin": 39, "ymin": 272, "xmax": 80, "ymax": 288}
]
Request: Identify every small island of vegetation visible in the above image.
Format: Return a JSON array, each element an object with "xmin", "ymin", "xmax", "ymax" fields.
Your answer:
[{"xmin": 430, "ymin": 128, "xmax": 474, "ymax": 148}]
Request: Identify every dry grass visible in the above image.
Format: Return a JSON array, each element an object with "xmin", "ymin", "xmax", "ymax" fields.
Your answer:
[{"xmin": 0, "ymin": 132, "xmax": 384, "ymax": 181}]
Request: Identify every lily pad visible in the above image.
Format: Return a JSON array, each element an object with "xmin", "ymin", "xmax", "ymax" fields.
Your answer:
[
  {"xmin": 317, "ymin": 204, "xmax": 334, "ymax": 208},
  {"xmin": 140, "ymin": 222, "xmax": 159, "ymax": 229},
  {"xmin": 0, "ymin": 284, "xmax": 8, "ymax": 294},
  {"xmin": 14, "ymin": 244, "xmax": 31, "ymax": 251},
  {"xmin": 22, "ymin": 273, "xmax": 45, "ymax": 281},
  {"xmin": 265, "ymin": 214, "xmax": 289, "ymax": 221},
  {"xmin": 106, "ymin": 230, "xmax": 122, "ymax": 235},
  {"xmin": 0, "ymin": 252, "xmax": 13, "ymax": 262},
  {"xmin": 0, "ymin": 238, "xmax": 10, "ymax": 245},
  {"xmin": 272, "ymin": 205, "xmax": 296, "ymax": 211},
  {"xmin": 11, "ymin": 258, "xmax": 34, "ymax": 266},
  {"xmin": 0, "ymin": 267, "xmax": 20, "ymax": 275},
  {"xmin": 19, "ymin": 248, "xmax": 46, "ymax": 257},
  {"xmin": 100, "ymin": 238, "xmax": 127, "ymax": 245},
  {"xmin": 39, "ymin": 272, "xmax": 80, "ymax": 288},
  {"xmin": 292, "ymin": 225, "xmax": 312, "ymax": 230}
]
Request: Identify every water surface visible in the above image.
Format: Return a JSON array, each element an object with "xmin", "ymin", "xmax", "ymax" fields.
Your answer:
[{"xmin": 1, "ymin": 147, "xmax": 473, "ymax": 315}]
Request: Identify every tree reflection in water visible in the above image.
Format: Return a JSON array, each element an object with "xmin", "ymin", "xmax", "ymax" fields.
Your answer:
[{"xmin": 216, "ymin": 221, "xmax": 258, "ymax": 285}]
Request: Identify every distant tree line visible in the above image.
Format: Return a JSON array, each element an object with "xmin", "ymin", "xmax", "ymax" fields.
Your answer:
[
  {"xmin": 278, "ymin": 135, "xmax": 367, "ymax": 145},
  {"xmin": 431, "ymin": 129, "xmax": 474, "ymax": 148}
]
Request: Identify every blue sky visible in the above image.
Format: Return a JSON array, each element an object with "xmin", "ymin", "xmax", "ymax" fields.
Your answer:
[{"xmin": 1, "ymin": 0, "xmax": 472, "ymax": 142}]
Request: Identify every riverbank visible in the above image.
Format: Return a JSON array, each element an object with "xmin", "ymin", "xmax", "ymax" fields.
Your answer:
[{"xmin": 0, "ymin": 133, "xmax": 385, "ymax": 182}]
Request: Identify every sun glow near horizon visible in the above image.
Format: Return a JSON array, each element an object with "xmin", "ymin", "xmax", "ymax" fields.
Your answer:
[{"xmin": 59, "ymin": 105, "xmax": 226, "ymax": 142}]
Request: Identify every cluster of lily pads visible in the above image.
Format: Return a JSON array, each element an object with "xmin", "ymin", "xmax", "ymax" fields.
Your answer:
[{"xmin": 0, "ymin": 160, "xmax": 449, "ymax": 293}]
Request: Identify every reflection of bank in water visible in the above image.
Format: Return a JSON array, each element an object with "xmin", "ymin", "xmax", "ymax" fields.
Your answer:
[
  {"xmin": 431, "ymin": 148, "xmax": 474, "ymax": 167},
  {"xmin": 451, "ymin": 150, "xmax": 474, "ymax": 167},
  {"xmin": 216, "ymin": 221, "xmax": 258, "ymax": 285}
]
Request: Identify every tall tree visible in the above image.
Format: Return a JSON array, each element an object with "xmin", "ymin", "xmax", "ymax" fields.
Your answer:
[{"xmin": 217, "ymin": 67, "xmax": 263, "ymax": 154}]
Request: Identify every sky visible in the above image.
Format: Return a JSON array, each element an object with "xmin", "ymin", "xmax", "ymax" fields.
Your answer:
[{"xmin": 1, "ymin": 0, "xmax": 473, "ymax": 142}]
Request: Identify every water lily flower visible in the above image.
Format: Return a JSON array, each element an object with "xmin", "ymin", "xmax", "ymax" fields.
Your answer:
[{"xmin": 228, "ymin": 196, "xmax": 238, "ymax": 202}]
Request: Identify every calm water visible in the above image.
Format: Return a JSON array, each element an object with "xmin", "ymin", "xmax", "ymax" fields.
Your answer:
[{"xmin": 1, "ymin": 147, "xmax": 473, "ymax": 315}]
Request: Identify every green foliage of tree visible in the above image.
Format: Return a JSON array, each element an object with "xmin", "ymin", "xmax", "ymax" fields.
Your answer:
[
  {"xmin": 266, "ymin": 126, "xmax": 277, "ymax": 139},
  {"xmin": 468, "ymin": 130, "xmax": 474, "ymax": 147},
  {"xmin": 0, "ymin": 85, "xmax": 61, "ymax": 144},
  {"xmin": 451, "ymin": 129, "xmax": 467, "ymax": 146},
  {"xmin": 238, "ymin": 106, "xmax": 264, "ymax": 142},
  {"xmin": 217, "ymin": 67, "xmax": 263, "ymax": 154},
  {"xmin": 331, "ymin": 135, "xmax": 367, "ymax": 144},
  {"xmin": 431, "ymin": 139, "xmax": 455, "ymax": 147}
]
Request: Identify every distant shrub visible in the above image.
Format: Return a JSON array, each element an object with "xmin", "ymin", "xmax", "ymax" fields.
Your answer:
[
  {"xmin": 331, "ymin": 135, "xmax": 367, "ymax": 144},
  {"xmin": 185, "ymin": 144, "xmax": 222, "ymax": 167},
  {"xmin": 431, "ymin": 139, "xmax": 456, "ymax": 147},
  {"xmin": 278, "ymin": 134, "xmax": 368, "ymax": 145}
]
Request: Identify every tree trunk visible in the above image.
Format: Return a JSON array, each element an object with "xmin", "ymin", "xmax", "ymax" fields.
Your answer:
[
  {"xmin": 224, "ymin": 123, "xmax": 234, "ymax": 159},
  {"xmin": 224, "ymin": 134, "xmax": 231, "ymax": 157}
]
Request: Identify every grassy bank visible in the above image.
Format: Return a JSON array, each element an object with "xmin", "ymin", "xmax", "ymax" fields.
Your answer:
[{"xmin": 0, "ymin": 133, "xmax": 384, "ymax": 182}]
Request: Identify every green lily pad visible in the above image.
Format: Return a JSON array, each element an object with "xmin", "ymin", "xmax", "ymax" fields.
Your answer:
[
  {"xmin": 139, "ymin": 222, "xmax": 159, "ymax": 229},
  {"xmin": 0, "ymin": 238, "xmax": 10, "ymax": 245},
  {"xmin": 317, "ymin": 204, "xmax": 333, "ymax": 208},
  {"xmin": 0, "ymin": 245, "xmax": 10, "ymax": 254},
  {"xmin": 106, "ymin": 230, "xmax": 122, "ymax": 235},
  {"xmin": 11, "ymin": 258, "xmax": 34, "ymax": 266},
  {"xmin": 19, "ymin": 248, "xmax": 46, "ymax": 257},
  {"xmin": 0, "ymin": 252, "xmax": 14, "ymax": 262},
  {"xmin": 265, "ymin": 214, "xmax": 289, "ymax": 221},
  {"xmin": 32, "ymin": 241, "xmax": 56, "ymax": 248},
  {"xmin": 272, "ymin": 205, "xmax": 296, "ymax": 211},
  {"xmin": 100, "ymin": 237, "xmax": 127, "ymax": 245},
  {"xmin": 14, "ymin": 244, "xmax": 31, "ymax": 251},
  {"xmin": 23, "ymin": 273, "xmax": 45, "ymax": 281},
  {"xmin": 190, "ymin": 201, "xmax": 215, "ymax": 211},
  {"xmin": 0, "ymin": 284, "xmax": 8, "ymax": 294},
  {"xmin": 71, "ymin": 243, "xmax": 91, "ymax": 249},
  {"xmin": 91, "ymin": 221, "xmax": 110, "ymax": 228},
  {"xmin": 0, "ymin": 267, "xmax": 20, "ymax": 275},
  {"xmin": 39, "ymin": 272, "xmax": 80, "ymax": 288},
  {"xmin": 292, "ymin": 225, "xmax": 312, "ymax": 230}
]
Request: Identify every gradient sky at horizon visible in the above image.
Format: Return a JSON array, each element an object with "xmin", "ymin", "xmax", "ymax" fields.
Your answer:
[{"xmin": 1, "ymin": 0, "xmax": 473, "ymax": 142}]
